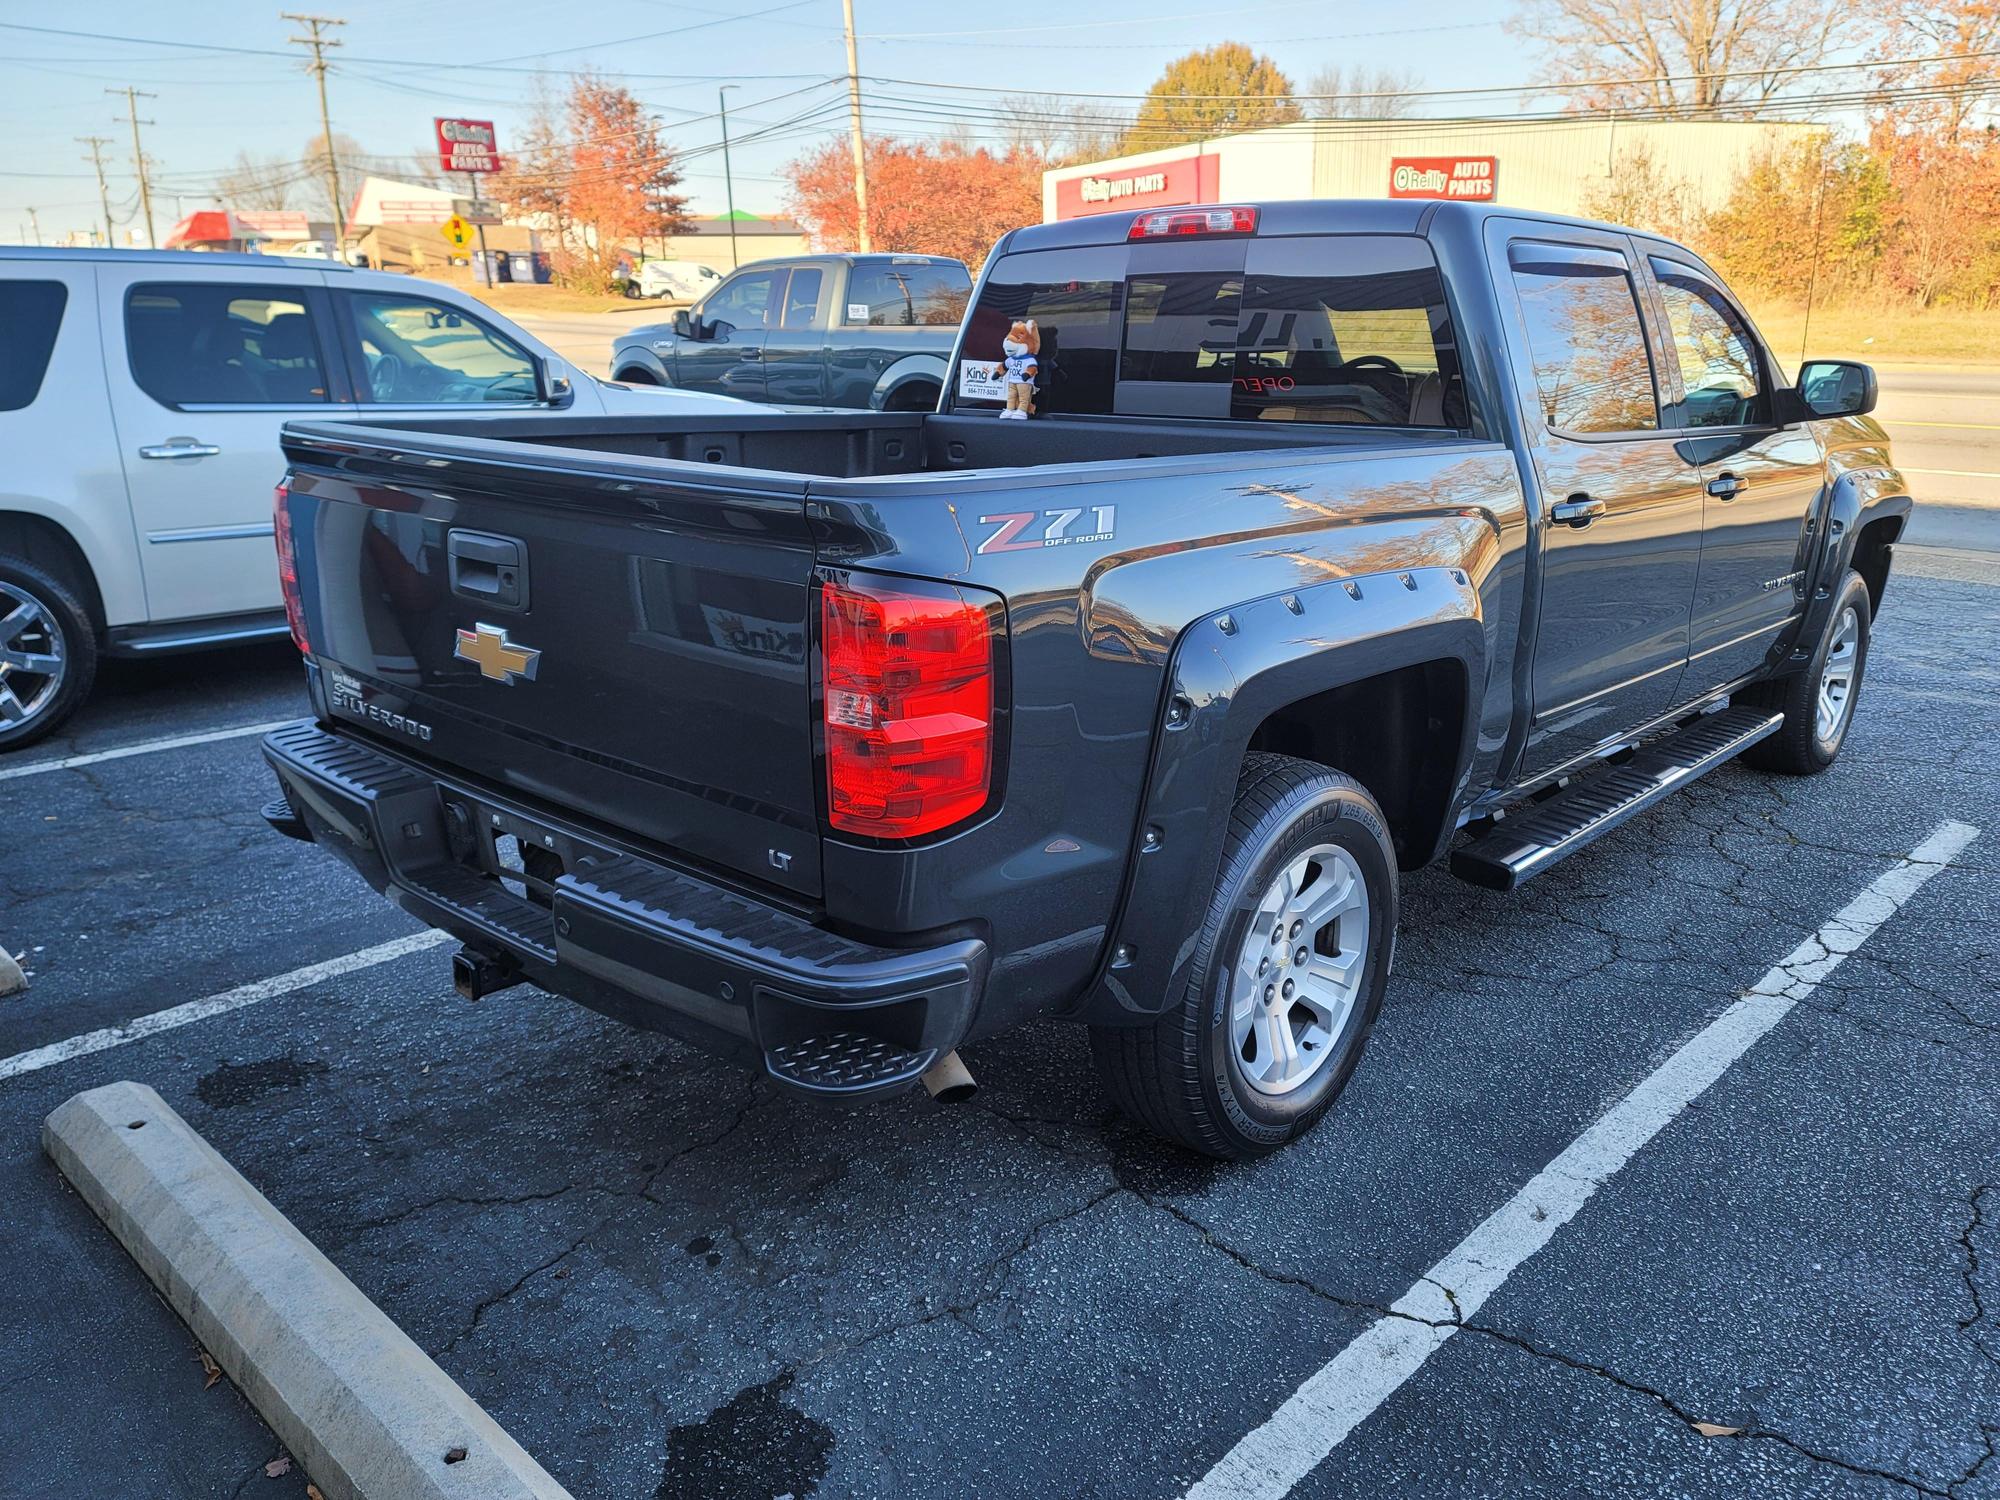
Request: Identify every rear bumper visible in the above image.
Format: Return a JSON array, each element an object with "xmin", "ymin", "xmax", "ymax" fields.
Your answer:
[{"xmin": 261, "ymin": 721, "xmax": 987, "ymax": 1101}]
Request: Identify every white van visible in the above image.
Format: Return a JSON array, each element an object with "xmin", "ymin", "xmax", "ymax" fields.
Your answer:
[{"xmin": 0, "ymin": 247, "xmax": 737, "ymax": 749}]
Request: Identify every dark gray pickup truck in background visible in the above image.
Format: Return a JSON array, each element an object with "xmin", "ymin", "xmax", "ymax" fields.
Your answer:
[
  {"xmin": 608, "ymin": 252, "xmax": 970, "ymax": 410},
  {"xmin": 262, "ymin": 199, "xmax": 1908, "ymax": 1160}
]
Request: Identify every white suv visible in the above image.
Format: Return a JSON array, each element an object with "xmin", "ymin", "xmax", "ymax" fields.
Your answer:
[{"xmin": 0, "ymin": 247, "xmax": 734, "ymax": 750}]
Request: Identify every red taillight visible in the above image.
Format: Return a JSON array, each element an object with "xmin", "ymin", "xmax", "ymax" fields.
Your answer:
[
  {"xmin": 821, "ymin": 575, "xmax": 995, "ymax": 838},
  {"xmin": 1128, "ymin": 205, "xmax": 1258, "ymax": 240},
  {"xmin": 273, "ymin": 482, "xmax": 309, "ymax": 654}
]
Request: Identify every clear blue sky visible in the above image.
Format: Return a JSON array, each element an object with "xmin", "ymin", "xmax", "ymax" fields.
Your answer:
[{"xmin": 0, "ymin": 0, "xmax": 1525, "ymax": 243}]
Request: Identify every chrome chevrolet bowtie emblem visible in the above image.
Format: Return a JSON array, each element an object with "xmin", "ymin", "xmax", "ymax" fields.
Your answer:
[{"xmin": 455, "ymin": 623, "xmax": 541, "ymax": 685}]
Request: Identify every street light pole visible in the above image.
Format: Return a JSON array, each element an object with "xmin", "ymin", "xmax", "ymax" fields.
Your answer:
[{"xmin": 718, "ymin": 85, "xmax": 740, "ymax": 271}]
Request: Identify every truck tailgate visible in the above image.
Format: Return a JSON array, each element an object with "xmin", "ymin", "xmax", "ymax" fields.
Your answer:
[{"xmin": 282, "ymin": 429, "xmax": 824, "ymax": 897}]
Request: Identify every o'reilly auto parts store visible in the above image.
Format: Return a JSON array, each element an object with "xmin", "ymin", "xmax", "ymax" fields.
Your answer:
[{"xmin": 1041, "ymin": 116, "xmax": 1824, "ymax": 223}]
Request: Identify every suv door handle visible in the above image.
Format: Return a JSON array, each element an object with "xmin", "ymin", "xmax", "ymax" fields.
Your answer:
[
  {"xmin": 138, "ymin": 440, "xmax": 221, "ymax": 460},
  {"xmin": 1705, "ymin": 472, "xmax": 1743, "ymax": 499},
  {"xmin": 1550, "ymin": 494, "xmax": 1606, "ymax": 528}
]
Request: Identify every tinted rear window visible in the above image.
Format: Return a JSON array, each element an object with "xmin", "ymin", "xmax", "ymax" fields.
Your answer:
[
  {"xmin": 0, "ymin": 280, "xmax": 69, "ymax": 412},
  {"xmin": 843, "ymin": 261, "xmax": 971, "ymax": 326},
  {"xmin": 957, "ymin": 235, "xmax": 1465, "ymax": 427},
  {"xmin": 127, "ymin": 283, "xmax": 328, "ymax": 406}
]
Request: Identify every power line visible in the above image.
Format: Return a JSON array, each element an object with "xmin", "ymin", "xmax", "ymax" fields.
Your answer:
[
  {"xmin": 106, "ymin": 85, "xmax": 157, "ymax": 247},
  {"xmin": 283, "ymin": 12, "xmax": 348, "ymax": 244}
]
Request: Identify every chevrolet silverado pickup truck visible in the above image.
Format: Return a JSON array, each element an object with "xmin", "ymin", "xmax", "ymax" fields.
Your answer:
[{"xmin": 260, "ymin": 200, "xmax": 1908, "ymax": 1160}]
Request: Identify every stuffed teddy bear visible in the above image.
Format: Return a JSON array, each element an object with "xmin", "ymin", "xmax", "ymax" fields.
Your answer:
[{"xmin": 990, "ymin": 319, "xmax": 1039, "ymax": 419}]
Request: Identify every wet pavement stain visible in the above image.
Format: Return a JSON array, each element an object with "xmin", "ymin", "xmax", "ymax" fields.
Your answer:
[
  {"xmin": 194, "ymin": 1055, "xmax": 329, "ymax": 1110},
  {"xmin": 656, "ymin": 1370, "xmax": 834, "ymax": 1500}
]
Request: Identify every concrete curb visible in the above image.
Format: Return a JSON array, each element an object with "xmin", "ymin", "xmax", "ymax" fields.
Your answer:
[{"xmin": 43, "ymin": 1081, "xmax": 574, "ymax": 1500}]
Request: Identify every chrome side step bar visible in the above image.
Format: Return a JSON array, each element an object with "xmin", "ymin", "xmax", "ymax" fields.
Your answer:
[{"xmin": 1451, "ymin": 706, "xmax": 1783, "ymax": 891}]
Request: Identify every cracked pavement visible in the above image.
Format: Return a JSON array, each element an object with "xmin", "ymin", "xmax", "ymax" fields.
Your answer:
[{"xmin": 1, "ymin": 550, "xmax": 1995, "ymax": 1499}]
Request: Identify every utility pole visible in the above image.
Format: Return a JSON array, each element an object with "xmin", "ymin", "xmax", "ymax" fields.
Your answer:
[
  {"xmin": 840, "ymin": 0, "xmax": 870, "ymax": 252},
  {"xmin": 718, "ymin": 85, "xmax": 740, "ymax": 272},
  {"xmin": 25, "ymin": 207, "xmax": 41, "ymax": 246},
  {"xmin": 77, "ymin": 136, "xmax": 116, "ymax": 246},
  {"xmin": 108, "ymin": 87, "xmax": 158, "ymax": 248},
  {"xmin": 284, "ymin": 13, "xmax": 348, "ymax": 248}
]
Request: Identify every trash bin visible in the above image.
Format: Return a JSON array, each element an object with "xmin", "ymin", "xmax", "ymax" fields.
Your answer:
[
  {"xmin": 509, "ymin": 252, "xmax": 539, "ymax": 284},
  {"xmin": 472, "ymin": 250, "xmax": 509, "ymax": 286}
]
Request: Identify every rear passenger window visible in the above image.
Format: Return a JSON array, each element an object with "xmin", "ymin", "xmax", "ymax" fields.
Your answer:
[
  {"xmin": 782, "ymin": 268, "xmax": 823, "ymax": 329},
  {"xmin": 843, "ymin": 261, "xmax": 971, "ymax": 326},
  {"xmin": 1507, "ymin": 243, "xmax": 1659, "ymax": 434},
  {"xmin": 0, "ymin": 280, "xmax": 68, "ymax": 412},
  {"xmin": 127, "ymin": 283, "xmax": 327, "ymax": 407}
]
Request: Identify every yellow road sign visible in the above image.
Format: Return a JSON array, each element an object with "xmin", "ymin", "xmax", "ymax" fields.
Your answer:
[{"xmin": 440, "ymin": 214, "xmax": 473, "ymax": 250}]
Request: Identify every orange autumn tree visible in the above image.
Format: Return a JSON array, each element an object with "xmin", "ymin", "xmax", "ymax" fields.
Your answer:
[
  {"xmin": 783, "ymin": 136, "xmax": 1044, "ymax": 270},
  {"xmin": 508, "ymin": 74, "xmax": 690, "ymax": 293}
]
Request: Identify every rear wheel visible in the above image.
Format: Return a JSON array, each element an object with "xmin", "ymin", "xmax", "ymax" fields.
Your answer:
[
  {"xmin": 883, "ymin": 381, "xmax": 940, "ymax": 413},
  {"xmin": 1090, "ymin": 754, "xmax": 1397, "ymax": 1160},
  {"xmin": 614, "ymin": 367, "xmax": 661, "ymax": 386},
  {"xmin": 1743, "ymin": 568, "xmax": 1871, "ymax": 775},
  {"xmin": 0, "ymin": 555, "xmax": 97, "ymax": 752}
]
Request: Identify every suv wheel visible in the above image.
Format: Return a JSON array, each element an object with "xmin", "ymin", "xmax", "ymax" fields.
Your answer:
[
  {"xmin": 1090, "ymin": 754, "xmax": 1397, "ymax": 1160},
  {"xmin": 1743, "ymin": 568, "xmax": 1871, "ymax": 775},
  {"xmin": 0, "ymin": 556, "xmax": 97, "ymax": 752}
]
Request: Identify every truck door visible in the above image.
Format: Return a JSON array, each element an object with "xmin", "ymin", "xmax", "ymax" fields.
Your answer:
[
  {"xmin": 1641, "ymin": 251, "xmax": 1824, "ymax": 697},
  {"xmin": 1491, "ymin": 229, "xmax": 1704, "ymax": 779},
  {"xmin": 99, "ymin": 265, "xmax": 346, "ymax": 624},
  {"xmin": 761, "ymin": 265, "xmax": 829, "ymax": 404},
  {"xmin": 677, "ymin": 267, "xmax": 775, "ymax": 399}
]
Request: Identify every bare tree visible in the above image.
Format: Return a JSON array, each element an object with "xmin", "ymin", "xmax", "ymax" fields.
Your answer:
[
  {"xmin": 993, "ymin": 96, "xmax": 1134, "ymax": 164},
  {"xmin": 215, "ymin": 150, "xmax": 300, "ymax": 211},
  {"xmin": 1509, "ymin": 0, "xmax": 1854, "ymax": 115},
  {"xmin": 1303, "ymin": 64, "xmax": 1425, "ymax": 118},
  {"xmin": 1873, "ymin": 0, "xmax": 2000, "ymax": 142}
]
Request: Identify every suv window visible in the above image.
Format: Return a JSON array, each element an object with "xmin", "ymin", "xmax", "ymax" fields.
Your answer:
[
  {"xmin": 1650, "ymin": 258, "xmax": 1766, "ymax": 428},
  {"xmin": 126, "ymin": 283, "xmax": 327, "ymax": 407},
  {"xmin": 1507, "ymin": 243, "xmax": 1659, "ymax": 434},
  {"xmin": 342, "ymin": 293, "xmax": 537, "ymax": 403},
  {"xmin": 843, "ymin": 261, "xmax": 971, "ymax": 326},
  {"xmin": 782, "ymin": 267, "xmax": 824, "ymax": 329},
  {"xmin": 959, "ymin": 236, "xmax": 1465, "ymax": 427},
  {"xmin": 0, "ymin": 280, "xmax": 68, "ymax": 412},
  {"xmin": 702, "ymin": 270, "xmax": 780, "ymax": 333}
]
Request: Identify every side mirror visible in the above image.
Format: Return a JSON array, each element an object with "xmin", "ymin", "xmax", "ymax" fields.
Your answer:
[
  {"xmin": 1793, "ymin": 359, "xmax": 1877, "ymax": 419},
  {"xmin": 535, "ymin": 357, "xmax": 576, "ymax": 409},
  {"xmin": 673, "ymin": 309, "xmax": 695, "ymax": 339}
]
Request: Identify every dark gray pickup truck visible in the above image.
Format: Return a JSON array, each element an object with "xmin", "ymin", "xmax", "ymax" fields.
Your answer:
[
  {"xmin": 262, "ymin": 200, "xmax": 1908, "ymax": 1159},
  {"xmin": 608, "ymin": 252, "xmax": 970, "ymax": 410}
]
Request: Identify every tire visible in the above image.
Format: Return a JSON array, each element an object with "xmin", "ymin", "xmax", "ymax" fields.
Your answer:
[
  {"xmin": 0, "ymin": 553, "xmax": 97, "ymax": 753},
  {"xmin": 883, "ymin": 382, "xmax": 940, "ymax": 413},
  {"xmin": 1090, "ymin": 754, "xmax": 1398, "ymax": 1160},
  {"xmin": 615, "ymin": 367, "xmax": 660, "ymax": 386},
  {"xmin": 1742, "ymin": 569, "xmax": 1871, "ymax": 775}
]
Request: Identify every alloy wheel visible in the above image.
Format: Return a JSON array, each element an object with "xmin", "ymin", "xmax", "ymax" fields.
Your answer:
[
  {"xmin": 1816, "ymin": 605, "xmax": 1860, "ymax": 743},
  {"xmin": 1228, "ymin": 842, "xmax": 1371, "ymax": 1097},
  {"xmin": 0, "ymin": 581, "xmax": 67, "ymax": 732}
]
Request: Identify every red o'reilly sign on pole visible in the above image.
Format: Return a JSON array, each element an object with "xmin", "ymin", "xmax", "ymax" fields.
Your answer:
[{"xmin": 435, "ymin": 118, "xmax": 503, "ymax": 174}]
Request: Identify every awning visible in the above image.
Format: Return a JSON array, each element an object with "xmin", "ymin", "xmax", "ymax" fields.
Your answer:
[{"xmin": 163, "ymin": 210, "xmax": 269, "ymax": 248}]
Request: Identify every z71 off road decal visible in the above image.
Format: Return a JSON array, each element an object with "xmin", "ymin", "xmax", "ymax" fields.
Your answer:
[{"xmin": 976, "ymin": 505, "xmax": 1117, "ymax": 555}]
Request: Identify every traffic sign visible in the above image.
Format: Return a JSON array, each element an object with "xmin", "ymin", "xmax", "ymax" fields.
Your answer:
[
  {"xmin": 440, "ymin": 215, "xmax": 473, "ymax": 250},
  {"xmin": 452, "ymin": 198, "xmax": 503, "ymax": 226}
]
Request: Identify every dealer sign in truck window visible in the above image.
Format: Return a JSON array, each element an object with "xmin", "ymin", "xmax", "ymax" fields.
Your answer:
[{"xmin": 1388, "ymin": 157, "xmax": 1498, "ymax": 201}]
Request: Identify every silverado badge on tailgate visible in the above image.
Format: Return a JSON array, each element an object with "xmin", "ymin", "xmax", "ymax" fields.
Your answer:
[{"xmin": 455, "ymin": 623, "xmax": 542, "ymax": 685}]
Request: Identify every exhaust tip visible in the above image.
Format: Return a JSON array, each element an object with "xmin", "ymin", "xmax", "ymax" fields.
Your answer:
[{"xmin": 921, "ymin": 1050, "xmax": 977, "ymax": 1103}]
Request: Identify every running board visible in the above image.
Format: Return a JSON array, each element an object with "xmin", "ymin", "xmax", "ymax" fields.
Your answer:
[{"xmin": 1451, "ymin": 706, "xmax": 1783, "ymax": 891}]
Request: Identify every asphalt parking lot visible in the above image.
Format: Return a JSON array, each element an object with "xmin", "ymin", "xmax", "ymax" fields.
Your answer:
[{"xmin": 2, "ymin": 537, "xmax": 1997, "ymax": 1498}]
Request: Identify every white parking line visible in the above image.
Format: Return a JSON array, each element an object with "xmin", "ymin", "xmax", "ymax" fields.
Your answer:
[
  {"xmin": 0, "ymin": 930, "xmax": 453, "ymax": 1084},
  {"xmin": 1186, "ymin": 818, "xmax": 1981, "ymax": 1500},
  {"xmin": 0, "ymin": 719, "xmax": 297, "ymax": 783}
]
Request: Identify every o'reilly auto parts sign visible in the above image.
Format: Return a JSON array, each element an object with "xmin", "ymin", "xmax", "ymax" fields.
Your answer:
[{"xmin": 1388, "ymin": 157, "xmax": 1498, "ymax": 201}]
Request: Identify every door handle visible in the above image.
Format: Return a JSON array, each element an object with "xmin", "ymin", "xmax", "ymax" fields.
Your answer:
[
  {"xmin": 138, "ymin": 440, "xmax": 221, "ymax": 460},
  {"xmin": 740, "ymin": 348, "xmax": 762, "ymax": 359},
  {"xmin": 1549, "ymin": 494, "xmax": 1606, "ymax": 528},
  {"xmin": 1705, "ymin": 472, "xmax": 1743, "ymax": 499}
]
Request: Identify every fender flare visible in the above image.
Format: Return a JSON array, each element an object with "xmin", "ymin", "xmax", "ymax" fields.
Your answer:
[
  {"xmin": 1078, "ymin": 565, "xmax": 1487, "ymax": 1025},
  {"xmin": 1788, "ymin": 467, "xmax": 1913, "ymax": 669},
  {"xmin": 871, "ymin": 354, "xmax": 948, "ymax": 411},
  {"xmin": 609, "ymin": 344, "xmax": 674, "ymax": 385}
]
